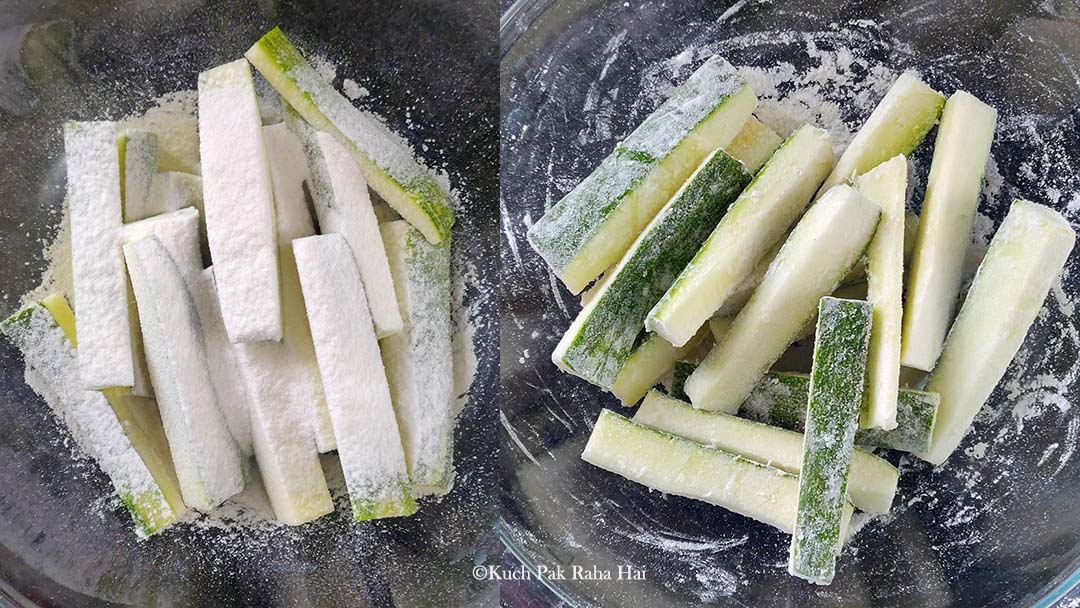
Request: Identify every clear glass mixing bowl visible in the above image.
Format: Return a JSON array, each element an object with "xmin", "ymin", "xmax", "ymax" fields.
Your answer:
[
  {"xmin": 499, "ymin": 1, "xmax": 1080, "ymax": 606},
  {"xmin": 0, "ymin": 1, "xmax": 499, "ymax": 606}
]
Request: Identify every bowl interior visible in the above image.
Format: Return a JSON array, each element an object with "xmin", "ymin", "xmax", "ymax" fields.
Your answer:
[
  {"xmin": 0, "ymin": 1, "xmax": 499, "ymax": 606},
  {"xmin": 499, "ymin": 1, "xmax": 1080, "ymax": 606}
]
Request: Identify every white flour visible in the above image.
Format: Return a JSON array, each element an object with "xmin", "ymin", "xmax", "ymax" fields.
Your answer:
[
  {"xmin": 294, "ymin": 234, "xmax": 411, "ymax": 511},
  {"xmin": 6, "ymin": 306, "xmax": 178, "ymax": 536},
  {"xmin": 197, "ymin": 59, "xmax": 282, "ymax": 344},
  {"xmin": 379, "ymin": 220, "xmax": 456, "ymax": 495},
  {"xmin": 313, "ymin": 131, "xmax": 404, "ymax": 337},
  {"xmin": 342, "ymin": 78, "xmax": 369, "ymax": 100},
  {"xmin": 64, "ymin": 121, "xmax": 135, "ymax": 389}
]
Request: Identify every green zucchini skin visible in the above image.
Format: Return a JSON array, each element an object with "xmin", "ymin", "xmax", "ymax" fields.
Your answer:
[
  {"xmin": 246, "ymin": 28, "xmax": 454, "ymax": 244},
  {"xmin": 554, "ymin": 149, "xmax": 751, "ymax": 388},
  {"xmin": 789, "ymin": 297, "xmax": 873, "ymax": 585},
  {"xmin": 647, "ymin": 125, "xmax": 834, "ymax": 347},
  {"xmin": 528, "ymin": 56, "xmax": 755, "ymax": 293},
  {"xmin": 741, "ymin": 371, "xmax": 939, "ymax": 454}
]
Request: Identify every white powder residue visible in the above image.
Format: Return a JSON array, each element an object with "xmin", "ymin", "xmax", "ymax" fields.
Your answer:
[
  {"xmin": 121, "ymin": 90, "xmax": 200, "ymax": 175},
  {"xmin": 263, "ymin": 123, "xmax": 316, "ymax": 244},
  {"xmin": 21, "ymin": 205, "xmax": 73, "ymax": 308},
  {"xmin": 313, "ymin": 131, "xmax": 403, "ymax": 336},
  {"xmin": 342, "ymin": 78, "xmax": 369, "ymax": 100},
  {"xmin": 964, "ymin": 442, "xmax": 989, "ymax": 460},
  {"xmin": 310, "ymin": 54, "xmax": 337, "ymax": 83},
  {"xmin": 618, "ymin": 528, "xmax": 748, "ymax": 599},
  {"xmin": 121, "ymin": 207, "xmax": 202, "ymax": 277},
  {"xmin": 198, "ymin": 60, "xmax": 282, "ymax": 344},
  {"xmin": 286, "ymin": 56, "xmax": 446, "ymax": 204},
  {"xmin": 64, "ymin": 121, "xmax": 135, "ymax": 389},
  {"xmin": 380, "ymin": 221, "xmax": 456, "ymax": 496},
  {"xmin": 187, "ymin": 268, "xmax": 253, "ymax": 457},
  {"xmin": 452, "ymin": 253, "xmax": 481, "ymax": 419},
  {"xmin": 5, "ymin": 306, "xmax": 178, "ymax": 535},
  {"xmin": 126, "ymin": 237, "xmax": 247, "ymax": 509}
]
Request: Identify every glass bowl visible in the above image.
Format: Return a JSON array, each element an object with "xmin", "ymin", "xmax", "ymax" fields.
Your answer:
[
  {"xmin": 499, "ymin": 0, "xmax": 1080, "ymax": 606},
  {"xmin": 0, "ymin": 1, "xmax": 499, "ymax": 606}
]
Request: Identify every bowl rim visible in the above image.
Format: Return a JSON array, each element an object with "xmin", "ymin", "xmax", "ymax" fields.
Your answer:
[{"xmin": 496, "ymin": 0, "xmax": 1080, "ymax": 606}]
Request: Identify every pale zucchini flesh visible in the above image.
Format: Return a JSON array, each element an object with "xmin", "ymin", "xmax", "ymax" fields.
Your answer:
[
  {"xmin": 743, "ymin": 371, "xmax": 940, "ymax": 454},
  {"xmin": 609, "ymin": 324, "xmax": 710, "ymax": 406},
  {"xmin": 713, "ymin": 240, "xmax": 781, "ymax": 317},
  {"xmin": 857, "ymin": 155, "xmax": 908, "ymax": 429},
  {"xmin": 843, "ymin": 210, "xmax": 921, "ymax": 286},
  {"xmin": 578, "ymin": 268, "xmax": 612, "ymax": 307},
  {"xmin": 919, "ymin": 200, "xmax": 1075, "ymax": 464},
  {"xmin": 582, "ymin": 409, "xmax": 854, "ymax": 536},
  {"xmin": 634, "ymin": 390, "xmax": 897, "ymax": 514},
  {"xmin": 245, "ymin": 27, "xmax": 454, "ymax": 244},
  {"xmin": 527, "ymin": 56, "xmax": 756, "ymax": 294},
  {"xmin": 247, "ymin": 393, "xmax": 334, "ymax": 525},
  {"xmin": 724, "ymin": 115, "xmax": 783, "ymax": 174},
  {"xmin": 789, "ymin": 297, "xmax": 873, "ymax": 585},
  {"xmin": 719, "ymin": 210, "xmax": 918, "ymax": 319},
  {"xmin": 684, "ymin": 185, "xmax": 881, "ymax": 413},
  {"xmin": 901, "ymin": 91, "xmax": 998, "ymax": 371},
  {"xmin": 815, "ymin": 71, "xmax": 945, "ymax": 199},
  {"xmin": 553, "ymin": 149, "xmax": 751, "ymax": 388},
  {"xmin": 647, "ymin": 125, "xmax": 833, "ymax": 347}
]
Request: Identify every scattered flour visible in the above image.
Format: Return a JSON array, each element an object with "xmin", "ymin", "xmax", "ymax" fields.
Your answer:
[{"xmin": 4, "ymin": 305, "xmax": 177, "ymax": 537}]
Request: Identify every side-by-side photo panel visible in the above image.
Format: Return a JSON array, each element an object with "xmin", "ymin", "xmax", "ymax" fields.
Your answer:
[
  {"xmin": 499, "ymin": 0, "xmax": 1080, "ymax": 606},
  {"xmin": 0, "ymin": 1, "xmax": 498, "ymax": 606}
]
